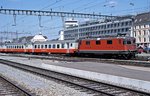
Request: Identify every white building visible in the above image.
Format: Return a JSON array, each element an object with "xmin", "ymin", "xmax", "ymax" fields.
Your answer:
[
  {"xmin": 133, "ymin": 12, "xmax": 150, "ymax": 48},
  {"xmin": 58, "ymin": 30, "xmax": 64, "ymax": 40},
  {"xmin": 31, "ymin": 33, "xmax": 47, "ymax": 42},
  {"xmin": 64, "ymin": 16, "xmax": 133, "ymax": 40},
  {"xmin": 64, "ymin": 18, "xmax": 78, "ymax": 28}
]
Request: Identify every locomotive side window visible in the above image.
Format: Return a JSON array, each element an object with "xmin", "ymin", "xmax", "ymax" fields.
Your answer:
[
  {"xmin": 86, "ymin": 41, "xmax": 90, "ymax": 45},
  {"xmin": 107, "ymin": 40, "xmax": 112, "ymax": 44},
  {"xmin": 119, "ymin": 39, "xmax": 122, "ymax": 44},
  {"xmin": 96, "ymin": 40, "xmax": 101, "ymax": 45}
]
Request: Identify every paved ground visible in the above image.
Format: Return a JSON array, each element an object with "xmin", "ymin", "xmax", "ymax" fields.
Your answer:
[{"xmin": 43, "ymin": 61, "xmax": 150, "ymax": 81}]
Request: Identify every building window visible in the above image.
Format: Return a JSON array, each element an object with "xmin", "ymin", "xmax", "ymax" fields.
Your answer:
[
  {"xmin": 144, "ymin": 30, "xmax": 146, "ymax": 35},
  {"xmin": 121, "ymin": 22, "xmax": 124, "ymax": 26},
  {"xmin": 139, "ymin": 31, "xmax": 141, "ymax": 35},
  {"xmin": 107, "ymin": 40, "xmax": 112, "ymax": 44},
  {"xmin": 96, "ymin": 40, "xmax": 101, "ymax": 45},
  {"xmin": 139, "ymin": 37, "xmax": 141, "ymax": 42},
  {"xmin": 125, "ymin": 28, "xmax": 128, "ymax": 31},
  {"xmin": 144, "ymin": 38, "xmax": 146, "ymax": 42},
  {"xmin": 125, "ymin": 22, "xmax": 128, "ymax": 26}
]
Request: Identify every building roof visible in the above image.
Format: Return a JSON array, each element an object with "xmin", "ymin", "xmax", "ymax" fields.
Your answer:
[
  {"xmin": 134, "ymin": 12, "xmax": 150, "ymax": 25},
  {"xmin": 31, "ymin": 34, "xmax": 47, "ymax": 42}
]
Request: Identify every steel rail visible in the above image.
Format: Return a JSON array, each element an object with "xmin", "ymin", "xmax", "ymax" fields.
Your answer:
[{"xmin": 0, "ymin": 75, "xmax": 35, "ymax": 96}]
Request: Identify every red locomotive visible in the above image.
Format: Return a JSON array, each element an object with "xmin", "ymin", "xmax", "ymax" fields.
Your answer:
[
  {"xmin": 78, "ymin": 37, "xmax": 136, "ymax": 59},
  {"xmin": 0, "ymin": 36, "xmax": 136, "ymax": 59}
]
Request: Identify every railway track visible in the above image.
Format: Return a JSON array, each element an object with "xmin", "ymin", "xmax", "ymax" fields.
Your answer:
[
  {"xmin": 0, "ymin": 59, "xmax": 149, "ymax": 96},
  {"xmin": 3, "ymin": 53, "xmax": 150, "ymax": 67},
  {"xmin": 0, "ymin": 75, "xmax": 34, "ymax": 96}
]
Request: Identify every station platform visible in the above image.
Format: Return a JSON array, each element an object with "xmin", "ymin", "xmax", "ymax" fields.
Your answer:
[{"xmin": 0, "ymin": 55, "xmax": 150, "ymax": 93}]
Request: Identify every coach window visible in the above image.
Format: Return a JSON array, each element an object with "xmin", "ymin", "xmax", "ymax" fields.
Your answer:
[
  {"xmin": 45, "ymin": 45, "xmax": 47, "ymax": 49},
  {"xmin": 53, "ymin": 44, "xmax": 56, "ymax": 48},
  {"xmin": 38, "ymin": 45, "xmax": 40, "ymax": 49},
  {"xmin": 70, "ymin": 43, "xmax": 73, "ymax": 47},
  {"xmin": 96, "ymin": 40, "xmax": 101, "ymax": 45},
  {"xmin": 57, "ymin": 44, "xmax": 60, "ymax": 48},
  {"xmin": 34, "ymin": 45, "xmax": 36, "ymax": 49},
  {"xmin": 61, "ymin": 44, "xmax": 64, "ymax": 48},
  {"xmin": 41, "ymin": 45, "xmax": 44, "ymax": 49},
  {"xmin": 49, "ymin": 45, "xmax": 51, "ymax": 48},
  {"xmin": 107, "ymin": 40, "xmax": 112, "ymax": 44}
]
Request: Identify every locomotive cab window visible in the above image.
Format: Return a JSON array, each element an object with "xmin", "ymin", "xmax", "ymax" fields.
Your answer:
[
  {"xmin": 127, "ymin": 41, "xmax": 131, "ymax": 44},
  {"xmin": 86, "ymin": 41, "xmax": 90, "ymax": 45},
  {"xmin": 38, "ymin": 45, "xmax": 40, "ymax": 49},
  {"xmin": 96, "ymin": 40, "xmax": 101, "ymax": 45},
  {"xmin": 123, "ymin": 40, "xmax": 131, "ymax": 44},
  {"xmin": 107, "ymin": 40, "xmax": 112, "ymax": 44}
]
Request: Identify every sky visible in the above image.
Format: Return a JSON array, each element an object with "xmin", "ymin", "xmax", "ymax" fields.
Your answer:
[{"xmin": 0, "ymin": 0, "xmax": 149, "ymax": 40}]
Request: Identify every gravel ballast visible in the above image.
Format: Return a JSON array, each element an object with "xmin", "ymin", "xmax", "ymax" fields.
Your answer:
[{"xmin": 0, "ymin": 64, "xmax": 94, "ymax": 96}]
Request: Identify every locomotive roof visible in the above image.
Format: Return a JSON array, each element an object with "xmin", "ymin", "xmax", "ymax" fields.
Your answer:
[{"xmin": 79, "ymin": 36, "xmax": 134, "ymax": 41}]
